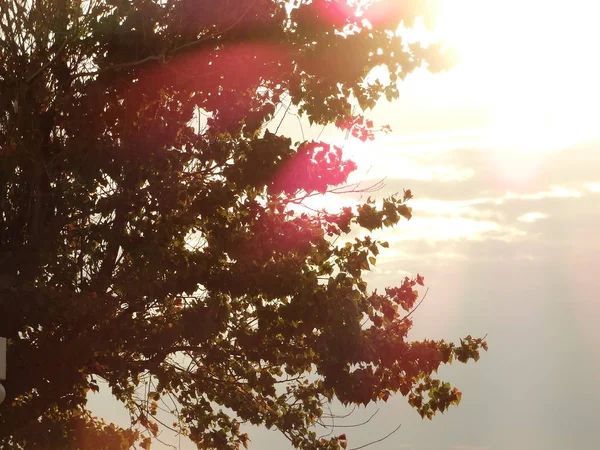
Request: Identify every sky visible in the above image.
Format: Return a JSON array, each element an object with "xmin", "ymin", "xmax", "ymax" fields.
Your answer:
[{"xmin": 88, "ymin": 1, "xmax": 600, "ymax": 449}]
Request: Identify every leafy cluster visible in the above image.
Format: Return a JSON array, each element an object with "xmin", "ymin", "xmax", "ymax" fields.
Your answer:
[{"xmin": 0, "ymin": 1, "xmax": 485, "ymax": 449}]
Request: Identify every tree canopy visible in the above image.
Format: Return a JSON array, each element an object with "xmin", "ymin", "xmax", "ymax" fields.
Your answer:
[{"xmin": 0, "ymin": 0, "xmax": 487, "ymax": 448}]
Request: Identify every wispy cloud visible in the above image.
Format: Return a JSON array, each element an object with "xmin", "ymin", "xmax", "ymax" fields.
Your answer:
[
  {"xmin": 587, "ymin": 183, "xmax": 600, "ymax": 192},
  {"xmin": 501, "ymin": 186, "xmax": 582, "ymax": 201},
  {"xmin": 517, "ymin": 212, "xmax": 548, "ymax": 223},
  {"xmin": 398, "ymin": 216, "xmax": 525, "ymax": 243}
]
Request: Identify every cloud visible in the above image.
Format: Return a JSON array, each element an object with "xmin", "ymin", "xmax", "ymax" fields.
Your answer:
[
  {"xmin": 517, "ymin": 212, "xmax": 547, "ymax": 223},
  {"xmin": 344, "ymin": 139, "xmax": 600, "ymax": 200},
  {"xmin": 502, "ymin": 187, "xmax": 582, "ymax": 201},
  {"xmin": 297, "ymin": 137, "xmax": 600, "ymax": 276},
  {"xmin": 343, "ymin": 145, "xmax": 476, "ymax": 184},
  {"xmin": 396, "ymin": 216, "xmax": 525, "ymax": 243},
  {"xmin": 587, "ymin": 183, "xmax": 600, "ymax": 192},
  {"xmin": 299, "ymin": 137, "xmax": 600, "ymax": 450}
]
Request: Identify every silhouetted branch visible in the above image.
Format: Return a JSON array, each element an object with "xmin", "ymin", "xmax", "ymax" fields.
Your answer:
[
  {"xmin": 321, "ymin": 405, "xmax": 356, "ymax": 419},
  {"xmin": 74, "ymin": 0, "xmax": 260, "ymax": 79},
  {"xmin": 348, "ymin": 423, "xmax": 402, "ymax": 450},
  {"xmin": 400, "ymin": 287, "xmax": 429, "ymax": 323},
  {"xmin": 327, "ymin": 409, "xmax": 379, "ymax": 428},
  {"xmin": 26, "ymin": 39, "xmax": 68, "ymax": 84}
]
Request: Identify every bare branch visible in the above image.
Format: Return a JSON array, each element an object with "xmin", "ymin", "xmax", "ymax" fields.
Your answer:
[
  {"xmin": 327, "ymin": 409, "xmax": 379, "ymax": 428},
  {"xmin": 26, "ymin": 38, "xmax": 68, "ymax": 84},
  {"xmin": 348, "ymin": 423, "xmax": 402, "ymax": 450},
  {"xmin": 321, "ymin": 405, "xmax": 356, "ymax": 420},
  {"xmin": 400, "ymin": 287, "xmax": 429, "ymax": 323}
]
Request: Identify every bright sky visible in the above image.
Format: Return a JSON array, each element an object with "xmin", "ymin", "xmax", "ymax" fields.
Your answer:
[
  {"xmin": 258, "ymin": 1, "xmax": 600, "ymax": 448},
  {"xmin": 438, "ymin": 0, "xmax": 600, "ymax": 146},
  {"xmin": 89, "ymin": 1, "xmax": 600, "ymax": 449}
]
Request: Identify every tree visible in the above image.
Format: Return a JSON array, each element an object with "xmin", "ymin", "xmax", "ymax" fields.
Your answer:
[{"xmin": 0, "ymin": 0, "xmax": 487, "ymax": 448}]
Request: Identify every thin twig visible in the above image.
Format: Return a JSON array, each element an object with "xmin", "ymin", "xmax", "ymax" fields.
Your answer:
[
  {"xmin": 26, "ymin": 38, "xmax": 68, "ymax": 84},
  {"xmin": 348, "ymin": 423, "xmax": 402, "ymax": 450},
  {"xmin": 400, "ymin": 287, "xmax": 429, "ymax": 323},
  {"xmin": 275, "ymin": 100, "xmax": 293, "ymax": 135},
  {"xmin": 321, "ymin": 405, "xmax": 356, "ymax": 420},
  {"xmin": 329, "ymin": 409, "xmax": 379, "ymax": 428},
  {"xmin": 318, "ymin": 403, "xmax": 335, "ymax": 439}
]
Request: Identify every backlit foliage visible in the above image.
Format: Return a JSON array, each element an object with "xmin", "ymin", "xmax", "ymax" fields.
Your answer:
[{"xmin": 0, "ymin": 1, "xmax": 485, "ymax": 448}]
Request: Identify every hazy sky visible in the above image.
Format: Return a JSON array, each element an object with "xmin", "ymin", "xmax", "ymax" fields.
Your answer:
[{"xmin": 89, "ymin": 1, "xmax": 600, "ymax": 449}]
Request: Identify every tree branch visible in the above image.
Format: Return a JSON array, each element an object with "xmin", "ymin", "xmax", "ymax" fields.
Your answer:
[
  {"xmin": 26, "ymin": 39, "xmax": 68, "ymax": 84},
  {"xmin": 348, "ymin": 423, "xmax": 402, "ymax": 450},
  {"xmin": 74, "ymin": 0, "xmax": 260, "ymax": 79},
  {"xmin": 400, "ymin": 287, "xmax": 429, "ymax": 323}
]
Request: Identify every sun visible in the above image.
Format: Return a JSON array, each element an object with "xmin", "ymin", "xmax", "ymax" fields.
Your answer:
[{"xmin": 435, "ymin": 0, "xmax": 600, "ymax": 152}]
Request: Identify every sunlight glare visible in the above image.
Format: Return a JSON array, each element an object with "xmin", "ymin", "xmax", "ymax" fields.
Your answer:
[{"xmin": 436, "ymin": 0, "xmax": 600, "ymax": 151}]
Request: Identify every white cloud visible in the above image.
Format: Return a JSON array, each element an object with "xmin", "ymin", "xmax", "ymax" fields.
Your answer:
[
  {"xmin": 345, "ymin": 151, "xmax": 475, "ymax": 183},
  {"xmin": 411, "ymin": 198, "xmax": 491, "ymax": 216},
  {"xmin": 587, "ymin": 183, "xmax": 600, "ymax": 193},
  {"xmin": 517, "ymin": 212, "xmax": 548, "ymax": 223},
  {"xmin": 396, "ymin": 216, "xmax": 525, "ymax": 243},
  {"xmin": 500, "ymin": 187, "xmax": 582, "ymax": 202}
]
